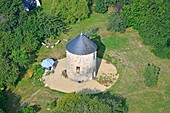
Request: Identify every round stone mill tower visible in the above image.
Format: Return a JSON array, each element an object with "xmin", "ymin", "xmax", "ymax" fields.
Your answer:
[{"xmin": 66, "ymin": 33, "xmax": 97, "ymax": 81}]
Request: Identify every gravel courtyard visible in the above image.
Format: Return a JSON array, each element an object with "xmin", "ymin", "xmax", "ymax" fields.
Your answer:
[{"xmin": 42, "ymin": 58, "xmax": 118, "ymax": 94}]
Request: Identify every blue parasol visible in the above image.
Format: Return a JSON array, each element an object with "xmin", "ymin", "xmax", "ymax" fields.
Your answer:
[{"xmin": 41, "ymin": 58, "xmax": 55, "ymax": 68}]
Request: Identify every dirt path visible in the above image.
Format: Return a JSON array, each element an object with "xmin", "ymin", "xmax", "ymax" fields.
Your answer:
[{"xmin": 21, "ymin": 88, "xmax": 43, "ymax": 105}]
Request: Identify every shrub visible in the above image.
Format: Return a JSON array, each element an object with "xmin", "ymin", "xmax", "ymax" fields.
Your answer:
[
  {"xmin": 87, "ymin": 26, "xmax": 99, "ymax": 38},
  {"xmin": 94, "ymin": 0, "xmax": 108, "ymax": 13},
  {"xmin": 54, "ymin": 0, "xmax": 90, "ymax": 23},
  {"xmin": 107, "ymin": 12, "xmax": 127, "ymax": 33},
  {"xmin": 61, "ymin": 70, "xmax": 67, "ymax": 78},
  {"xmin": 143, "ymin": 63, "xmax": 160, "ymax": 87},
  {"xmin": 47, "ymin": 99, "xmax": 57, "ymax": 109},
  {"xmin": 18, "ymin": 106, "xmax": 36, "ymax": 113},
  {"xmin": 97, "ymin": 74, "xmax": 114, "ymax": 87},
  {"xmin": 0, "ymin": 109, "xmax": 5, "ymax": 113},
  {"xmin": 52, "ymin": 94, "xmax": 112, "ymax": 113},
  {"xmin": 30, "ymin": 64, "xmax": 44, "ymax": 86}
]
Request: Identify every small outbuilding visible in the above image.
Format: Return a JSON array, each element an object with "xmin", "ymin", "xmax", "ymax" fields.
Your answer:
[
  {"xmin": 66, "ymin": 33, "xmax": 97, "ymax": 81},
  {"xmin": 22, "ymin": 0, "xmax": 41, "ymax": 11}
]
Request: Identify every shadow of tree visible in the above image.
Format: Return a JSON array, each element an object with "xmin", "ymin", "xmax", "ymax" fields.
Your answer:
[
  {"xmin": 77, "ymin": 88, "xmax": 102, "ymax": 94},
  {"xmin": 30, "ymin": 104, "xmax": 41, "ymax": 112},
  {"xmin": 5, "ymin": 89, "xmax": 42, "ymax": 113},
  {"xmin": 93, "ymin": 92, "xmax": 128, "ymax": 113},
  {"xmin": 91, "ymin": 35, "xmax": 106, "ymax": 59},
  {"xmin": 91, "ymin": 35, "xmax": 106, "ymax": 75},
  {"xmin": 5, "ymin": 89, "xmax": 21, "ymax": 113}
]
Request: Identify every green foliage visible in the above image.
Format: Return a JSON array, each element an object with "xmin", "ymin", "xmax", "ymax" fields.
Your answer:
[
  {"xmin": 94, "ymin": 0, "xmax": 108, "ymax": 13},
  {"xmin": 9, "ymin": 48, "xmax": 30, "ymax": 68},
  {"xmin": 0, "ymin": 0, "xmax": 67, "ymax": 87},
  {"xmin": 114, "ymin": 0, "xmax": 132, "ymax": 5},
  {"xmin": 87, "ymin": 26, "xmax": 99, "ymax": 37},
  {"xmin": 19, "ymin": 106, "xmax": 36, "ymax": 113},
  {"xmin": 99, "ymin": 93, "xmax": 128, "ymax": 113},
  {"xmin": 107, "ymin": 12, "xmax": 127, "ymax": 33},
  {"xmin": 97, "ymin": 74, "xmax": 113, "ymax": 86},
  {"xmin": 51, "ymin": 93, "xmax": 128, "ymax": 113},
  {"xmin": 52, "ymin": 94, "xmax": 112, "ymax": 113},
  {"xmin": 143, "ymin": 63, "xmax": 160, "ymax": 87},
  {"xmin": 30, "ymin": 64, "xmax": 44, "ymax": 86},
  {"xmin": 54, "ymin": 0, "xmax": 90, "ymax": 23},
  {"xmin": 0, "ymin": 109, "xmax": 5, "ymax": 113},
  {"xmin": 0, "ymin": 57, "xmax": 19, "ymax": 88},
  {"xmin": 47, "ymin": 99, "xmax": 57, "ymax": 109},
  {"xmin": 121, "ymin": 0, "xmax": 170, "ymax": 58}
]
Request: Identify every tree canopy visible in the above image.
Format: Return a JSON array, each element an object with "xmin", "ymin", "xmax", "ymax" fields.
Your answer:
[
  {"xmin": 121, "ymin": 0, "xmax": 170, "ymax": 58},
  {"xmin": 94, "ymin": 0, "xmax": 108, "ymax": 13},
  {"xmin": 52, "ymin": 93, "xmax": 128, "ymax": 113},
  {"xmin": 54, "ymin": 0, "xmax": 90, "ymax": 23},
  {"xmin": 107, "ymin": 12, "xmax": 127, "ymax": 33},
  {"xmin": 0, "ymin": 0, "xmax": 67, "ymax": 88}
]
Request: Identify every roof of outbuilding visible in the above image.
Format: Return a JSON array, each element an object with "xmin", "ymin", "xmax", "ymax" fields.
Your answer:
[
  {"xmin": 66, "ymin": 33, "xmax": 97, "ymax": 55},
  {"xmin": 22, "ymin": 0, "xmax": 40, "ymax": 11}
]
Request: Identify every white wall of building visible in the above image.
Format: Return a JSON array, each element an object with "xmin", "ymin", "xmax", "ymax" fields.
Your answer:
[{"xmin": 66, "ymin": 50, "xmax": 97, "ymax": 81}]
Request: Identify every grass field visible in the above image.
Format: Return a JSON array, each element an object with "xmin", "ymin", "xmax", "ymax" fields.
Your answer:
[{"xmin": 7, "ymin": 2, "xmax": 170, "ymax": 113}]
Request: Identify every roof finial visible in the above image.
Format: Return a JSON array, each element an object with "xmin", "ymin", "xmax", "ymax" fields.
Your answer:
[{"xmin": 80, "ymin": 31, "xmax": 83, "ymax": 35}]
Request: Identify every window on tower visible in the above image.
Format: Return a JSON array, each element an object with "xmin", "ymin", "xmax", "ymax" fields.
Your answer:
[{"xmin": 76, "ymin": 66, "xmax": 80, "ymax": 74}]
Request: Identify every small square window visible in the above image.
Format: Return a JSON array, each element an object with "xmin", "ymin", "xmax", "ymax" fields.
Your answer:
[{"xmin": 76, "ymin": 66, "xmax": 80, "ymax": 74}]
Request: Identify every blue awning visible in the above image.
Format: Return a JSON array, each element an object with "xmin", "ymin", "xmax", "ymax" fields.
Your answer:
[{"xmin": 41, "ymin": 58, "xmax": 55, "ymax": 68}]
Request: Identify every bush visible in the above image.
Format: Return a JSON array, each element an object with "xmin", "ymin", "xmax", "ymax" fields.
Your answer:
[
  {"xmin": 52, "ymin": 94, "xmax": 112, "ymax": 113},
  {"xmin": 107, "ymin": 12, "xmax": 127, "ymax": 33},
  {"xmin": 94, "ymin": 0, "xmax": 108, "ymax": 13},
  {"xmin": 87, "ymin": 27, "xmax": 99, "ymax": 38},
  {"xmin": 47, "ymin": 99, "xmax": 57, "ymax": 109},
  {"xmin": 0, "ymin": 109, "xmax": 5, "ymax": 113},
  {"xmin": 52, "ymin": 93, "xmax": 128, "ymax": 113},
  {"xmin": 19, "ymin": 106, "xmax": 36, "ymax": 113},
  {"xmin": 54, "ymin": 0, "xmax": 90, "ymax": 23},
  {"xmin": 152, "ymin": 46, "xmax": 170, "ymax": 59},
  {"xmin": 143, "ymin": 63, "xmax": 160, "ymax": 87},
  {"xmin": 30, "ymin": 64, "xmax": 44, "ymax": 86},
  {"xmin": 97, "ymin": 74, "xmax": 114, "ymax": 87}
]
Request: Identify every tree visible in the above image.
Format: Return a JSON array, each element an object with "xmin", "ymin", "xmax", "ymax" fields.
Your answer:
[
  {"xmin": 107, "ymin": 12, "xmax": 127, "ymax": 33},
  {"xmin": 9, "ymin": 48, "xmax": 30, "ymax": 68},
  {"xmin": 94, "ymin": 0, "xmax": 108, "ymax": 13},
  {"xmin": 52, "ymin": 94, "xmax": 112, "ymax": 113},
  {"xmin": 0, "ymin": 57, "xmax": 19, "ymax": 88},
  {"xmin": 0, "ymin": 0, "xmax": 68, "ymax": 88},
  {"xmin": 121, "ymin": 0, "xmax": 170, "ymax": 58},
  {"xmin": 0, "ymin": 109, "xmax": 5, "ymax": 113},
  {"xmin": 54, "ymin": 0, "xmax": 90, "ymax": 23},
  {"xmin": 52, "ymin": 93, "xmax": 128, "ymax": 113}
]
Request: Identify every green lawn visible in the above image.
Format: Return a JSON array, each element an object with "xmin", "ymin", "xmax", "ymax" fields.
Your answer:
[{"xmin": 8, "ymin": 3, "xmax": 170, "ymax": 113}]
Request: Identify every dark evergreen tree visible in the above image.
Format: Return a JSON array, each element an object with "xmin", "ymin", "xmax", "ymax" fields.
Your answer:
[
  {"xmin": 107, "ymin": 12, "xmax": 127, "ymax": 33},
  {"xmin": 121, "ymin": 0, "xmax": 170, "ymax": 58},
  {"xmin": 94, "ymin": 0, "xmax": 108, "ymax": 13}
]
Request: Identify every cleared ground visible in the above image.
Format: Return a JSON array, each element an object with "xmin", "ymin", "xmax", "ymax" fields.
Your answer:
[{"xmin": 43, "ymin": 58, "xmax": 117, "ymax": 94}]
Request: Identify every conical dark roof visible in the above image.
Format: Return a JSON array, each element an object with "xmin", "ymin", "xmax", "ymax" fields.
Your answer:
[{"xmin": 66, "ymin": 33, "xmax": 97, "ymax": 55}]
